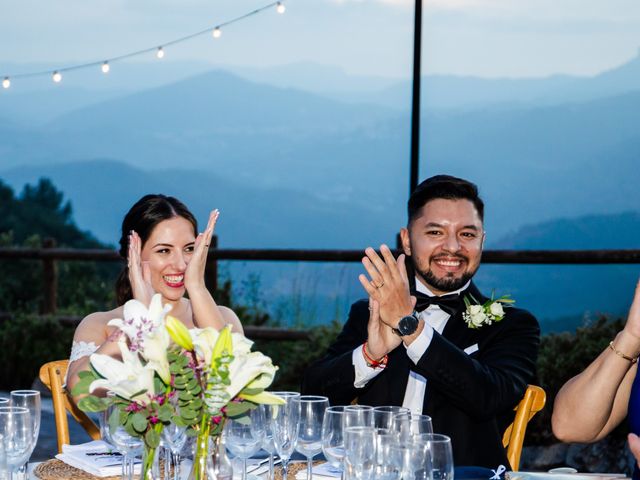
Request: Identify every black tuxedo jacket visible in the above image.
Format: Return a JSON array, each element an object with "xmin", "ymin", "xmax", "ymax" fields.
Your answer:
[{"xmin": 301, "ymin": 282, "xmax": 540, "ymax": 468}]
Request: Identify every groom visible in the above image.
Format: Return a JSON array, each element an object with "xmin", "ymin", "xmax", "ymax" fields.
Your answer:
[{"xmin": 302, "ymin": 175, "xmax": 540, "ymax": 468}]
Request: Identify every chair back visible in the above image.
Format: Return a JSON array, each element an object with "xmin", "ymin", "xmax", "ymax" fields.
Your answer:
[
  {"xmin": 39, "ymin": 360, "xmax": 101, "ymax": 453},
  {"xmin": 502, "ymin": 384, "xmax": 546, "ymax": 471}
]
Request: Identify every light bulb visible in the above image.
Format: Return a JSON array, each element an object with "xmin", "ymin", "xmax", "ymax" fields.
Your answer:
[
  {"xmin": 52, "ymin": 71, "xmax": 62, "ymax": 83},
  {"xmin": 212, "ymin": 27, "xmax": 222, "ymax": 39},
  {"xmin": 101, "ymin": 62, "xmax": 110, "ymax": 74},
  {"xmin": 276, "ymin": 2, "xmax": 285, "ymax": 14},
  {"xmin": 2, "ymin": 77, "xmax": 9, "ymax": 89},
  {"xmin": 156, "ymin": 47, "xmax": 165, "ymax": 59}
]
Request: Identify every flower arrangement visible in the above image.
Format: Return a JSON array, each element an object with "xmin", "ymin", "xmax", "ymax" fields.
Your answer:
[
  {"xmin": 462, "ymin": 293, "xmax": 514, "ymax": 329},
  {"xmin": 72, "ymin": 294, "xmax": 283, "ymax": 480}
]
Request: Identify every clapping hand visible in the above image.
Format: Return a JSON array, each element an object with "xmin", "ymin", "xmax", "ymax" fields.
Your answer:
[
  {"xmin": 128, "ymin": 230, "xmax": 154, "ymax": 305},
  {"xmin": 365, "ymin": 297, "xmax": 402, "ymax": 360},
  {"xmin": 623, "ymin": 279, "xmax": 640, "ymax": 341},
  {"xmin": 184, "ymin": 209, "xmax": 219, "ymax": 293},
  {"xmin": 358, "ymin": 244, "xmax": 415, "ymax": 330}
]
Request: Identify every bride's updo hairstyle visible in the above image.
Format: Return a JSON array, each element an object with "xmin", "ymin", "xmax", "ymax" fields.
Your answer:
[{"xmin": 115, "ymin": 194, "xmax": 198, "ymax": 305}]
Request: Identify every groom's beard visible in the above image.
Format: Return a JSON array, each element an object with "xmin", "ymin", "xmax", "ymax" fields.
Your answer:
[{"xmin": 414, "ymin": 253, "xmax": 478, "ymax": 293}]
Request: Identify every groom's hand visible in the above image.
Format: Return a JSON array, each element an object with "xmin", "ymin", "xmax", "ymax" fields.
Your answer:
[
  {"xmin": 366, "ymin": 298, "xmax": 401, "ymax": 359},
  {"xmin": 359, "ymin": 244, "xmax": 415, "ymax": 329}
]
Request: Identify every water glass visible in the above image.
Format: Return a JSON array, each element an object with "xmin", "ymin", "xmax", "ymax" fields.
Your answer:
[
  {"xmin": 375, "ymin": 431, "xmax": 400, "ymax": 480},
  {"xmin": 373, "ymin": 406, "xmax": 410, "ymax": 429},
  {"xmin": 271, "ymin": 392, "xmax": 300, "ymax": 480},
  {"xmin": 294, "ymin": 395, "xmax": 329, "ymax": 480},
  {"xmin": 343, "ymin": 405, "xmax": 373, "ymax": 429},
  {"xmin": 0, "ymin": 407, "xmax": 33, "ymax": 479},
  {"xmin": 225, "ymin": 407, "xmax": 266, "ymax": 480},
  {"xmin": 161, "ymin": 422, "xmax": 187, "ymax": 480},
  {"xmin": 104, "ymin": 403, "xmax": 143, "ymax": 480},
  {"xmin": 10, "ymin": 390, "xmax": 40, "ymax": 477},
  {"xmin": 321, "ymin": 406, "xmax": 346, "ymax": 472},
  {"xmin": 343, "ymin": 426, "xmax": 376, "ymax": 480},
  {"xmin": 259, "ymin": 403, "xmax": 278, "ymax": 480},
  {"xmin": 420, "ymin": 434, "xmax": 454, "ymax": 480}
]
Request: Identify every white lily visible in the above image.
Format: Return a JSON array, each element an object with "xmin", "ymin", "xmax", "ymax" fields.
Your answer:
[
  {"xmin": 89, "ymin": 338, "xmax": 156, "ymax": 403},
  {"xmin": 225, "ymin": 351, "xmax": 278, "ymax": 401},
  {"xmin": 142, "ymin": 326, "xmax": 171, "ymax": 383},
  {"xmin": 108, "ymin": 294, "xmax": 171, "ymax": 350},
  {"xmin": 190, "ymin": 327, "xmax": 254, "ymax": 366}
]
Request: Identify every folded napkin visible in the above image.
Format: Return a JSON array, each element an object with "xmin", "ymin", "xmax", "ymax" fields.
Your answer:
[
  {"xmin": 294, "ymin": 462, "xmax": 341, "ymax": 480},
  {"xmin": 506, "ymin": 471, "xmax": 627, "ymax": 480},
  {"xmin": 56, "ymin": 440, "xmax": 141, "ymax": 477}
]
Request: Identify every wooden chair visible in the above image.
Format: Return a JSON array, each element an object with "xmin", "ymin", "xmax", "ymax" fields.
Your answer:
[
  {"xmin": 39, "ymin": 360, "xmax": 101, "ymax": 453},
  {"xmin": 502, "ymin": 384, "xmax": 546, "ymax": 471}
]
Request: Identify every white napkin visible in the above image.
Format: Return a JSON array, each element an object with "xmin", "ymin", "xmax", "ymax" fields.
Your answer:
[
  {"xmin": 294, "ymin": 462, "xmax": 341, "ymax": 480},
  {"xmin": 56, "ymin": 440, "xmax": 141, "ymax": 477}
]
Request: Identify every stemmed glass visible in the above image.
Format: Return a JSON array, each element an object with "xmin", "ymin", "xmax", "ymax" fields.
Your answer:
[
  {"xmin": 343, "ymin": 406, "xmax": 373, "ymax": 429},
  {"xmin": 343, "ymin": 426, "xmax": 377, "ymax": 480},
  {"xmin": 224, "ymin": 407, "xmax": 266, "ymax": 480},
  {"xmin": 321, "ymin": 406, "xmax": 346, "ymax": 477},
  {"xmin": 259, "ymin": 403, "xmax": 278, "ymax": 480},
  {"xmin": 0, "ymin": 407, "xmax": 34, "ymax": 480},
  {"xmin": 161, "ymin": 423, "xmax": 187, "ymax": 480},
  {"xmin": 103, "ymin": 402, "xmax": 143, "ymax": 480},
  {"xmin": 294, "ymin": 395, "xmax": 329, "ymax": 480},
  {"xmin": 392, "ymin": 413, "xmax": 433, "ymax": 442},
  {"xmin": 270, "ymin": 392, "xmax": 300, "ymax": 480},
  {"xmin": 418, "ymin": 434, "xmax": 454, "ymax": 480},
  {"xmin": 372, "ymin": 406, "xmax": 409, "ymax": 429},
  {"xmin": 10, "ymin": 390, "xmax": 40, "ymax": 477}
]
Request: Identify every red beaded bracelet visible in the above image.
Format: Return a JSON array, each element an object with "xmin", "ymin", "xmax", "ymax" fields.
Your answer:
[{"xmin": 362, "ymin": 342, "xmax": 388, "ymax": 369}]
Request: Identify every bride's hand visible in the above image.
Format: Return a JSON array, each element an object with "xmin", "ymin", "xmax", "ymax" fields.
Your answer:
[
  {"xmin": 623, "ymin": 279, "xmax": 640, "ymax": 340},
  {"xmin": 184, "ymin": 209, "xmax": 219, "ymax": 293},
  {"xmin": 128, "ymin": 230, "xmax": 155, "ymax": 305}
]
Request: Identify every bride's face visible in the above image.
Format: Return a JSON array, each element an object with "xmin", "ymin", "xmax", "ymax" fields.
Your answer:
[{"xmin": 140, "ymin": 216, "xmax": 196, "ymax": 302}]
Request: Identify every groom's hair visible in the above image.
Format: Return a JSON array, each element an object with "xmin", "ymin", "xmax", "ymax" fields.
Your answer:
[{"xmin": 408, "ymin": 174, "xmax": 484, "ymax": 224}]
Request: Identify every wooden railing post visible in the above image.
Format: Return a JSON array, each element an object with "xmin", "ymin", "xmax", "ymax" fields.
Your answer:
[
  {"xmin": 41, "ymin": 237, "xmax": 57, "ymax": 315},
  {"xmin": 205, "ymin": 235, "xmax": 218, "ymax": 294}
]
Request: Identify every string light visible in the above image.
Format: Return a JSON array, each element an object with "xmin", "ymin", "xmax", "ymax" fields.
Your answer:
[{"xmin": 0, "ymin": 1, "xmax": 285, "ymax": 87}]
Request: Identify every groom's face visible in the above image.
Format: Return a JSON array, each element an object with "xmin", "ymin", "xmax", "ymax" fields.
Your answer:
[{"xmin": 401, "ymin": 198, "xmax": 485, "ymax": 295}]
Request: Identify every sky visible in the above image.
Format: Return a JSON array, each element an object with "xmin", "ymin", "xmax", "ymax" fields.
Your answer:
[{"xmin": 2, "ymin": 0, "xmax": 640, "ymax": 81}]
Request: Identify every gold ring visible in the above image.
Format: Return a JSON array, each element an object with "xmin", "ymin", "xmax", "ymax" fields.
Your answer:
[{"xmin": 372, "ymin": 280, "xmax": 384, "ymax": 289}]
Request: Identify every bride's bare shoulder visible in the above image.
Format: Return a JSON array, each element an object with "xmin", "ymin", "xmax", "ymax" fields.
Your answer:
[{"xmin": 74, "ymin": 306, "xmax": 124, "ymax": 340}]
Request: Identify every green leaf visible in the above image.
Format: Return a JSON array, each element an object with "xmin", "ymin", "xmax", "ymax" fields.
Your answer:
[
  {"xmin": 71, "ymin": 374, "xmax": 98, "ymax": 398},
  {"xmin": 157, "ymin": 404, "xmax": 173, "ymax": 423},
  {"xmin": 145, "ymin": 429, "xmax": 160, "ymax": 448},
  {"xmin": 132, "ymin": 413, "xmax": 148, "ymax": 433},
  {"xmin": 77, "ymin": 396, "xmax": 108, "ymax": 412},
  {"xmin": 180, "ymin": 408, "xmax": 198, "ymax": 420},
  {"xmin": 224, "ymin": 401, "xmax": 255, "ymax": 419}
]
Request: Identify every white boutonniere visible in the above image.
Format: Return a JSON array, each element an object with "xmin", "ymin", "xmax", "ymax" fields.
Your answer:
[{"xmin": 462, "ymin": 293, "xmax": 514, "ymax": 329}]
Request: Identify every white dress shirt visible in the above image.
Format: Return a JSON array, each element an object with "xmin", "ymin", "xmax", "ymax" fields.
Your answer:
[{"xmin": 352, "ymin": 278, "xmax": 470, "ymax": 414}]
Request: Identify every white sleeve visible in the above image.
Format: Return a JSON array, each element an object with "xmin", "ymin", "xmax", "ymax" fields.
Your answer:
[
  {"xmin": 405, "ymin": 324, "xmax": 434, "ymax": 364},
  {"xmin": 352, "ymin": 346, "xmax": 384, "ymax": 388}
]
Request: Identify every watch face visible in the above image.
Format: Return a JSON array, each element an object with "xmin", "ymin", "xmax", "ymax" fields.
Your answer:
[{"xmin": 398, "ymin": 314, "xmax": 419, "ymax": 336}]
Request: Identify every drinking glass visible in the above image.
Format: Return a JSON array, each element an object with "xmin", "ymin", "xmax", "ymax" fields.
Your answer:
[
  {"xmin": 161, "ymin": 422, "xmax": 187, "ymax": 480},
  {"xmin": 0, "ymin": 407, "xmax": 33, "ymax": 480},
  {"xmin": 343, "ymin": 426, "xmax": 376, "ymax": 480},
  {"xmin": 343, "ymin": 405, "xmax": 373, "ymax": 429},
  {"xmin": 10, "ymin": 390, "xmax": 40, "ymax": 477},
  {"xmin": 0, "ymin": 399, "xmax": 9, "ymax": 407},
  {"xmin": 392, "ymin": 413, "xmax": 433, "ymax": 442},
  {"xmin": 294, "ymin": 395, "xmax": 329, "ymax": 480},
  {"xmin": 259, "ymin": 403, "xmax": 278, "ymax": 480},
  {"xmin": 419, "ymin": 434, "xmax": 454, "ymax": 480},
  {"xmin": 408, "ymin": 436, "xmax": 432, "ymax": 480},
  {"xmin": 270, "ymin": 392, "xmax": 300, "ymax": 480},
  {"xmin": 104, "ymin": 403, "xmax": 143, "ymax": 480},
  {"xmin": 375, "ymin": 431, "xmax": 400, "ymax": 480},
  {"xmin": 224, "ymin": 407, "xmax": 266, "ymax": 480},
  {"xmin": 321, "ymin": 406, "xmax": 346, "ymax": 475},
  {"xmin": 372, "ymin": 406, "xmax": 410, "ymax": 429}
]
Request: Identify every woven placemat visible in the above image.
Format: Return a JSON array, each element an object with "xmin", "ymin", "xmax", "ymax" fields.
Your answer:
[
  {"xmin": 274, "ymin": 460, "xmax": 323, "ymax": 480},
  {"xmin": 34, "ymin": 459, "xmax": 122, "ymax": 480}
]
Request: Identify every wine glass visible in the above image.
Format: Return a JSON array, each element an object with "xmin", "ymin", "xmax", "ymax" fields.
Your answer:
[
  {"xmin": 419, "ymin": 434, "xmax": 454, "ymax": 480},
  {"xmin": 343, "ymin": 426, "xmax": 376, "ymax": 480},
  {"xmin": 104, "ymin": 403, "xmax": 143, "ymax": 480},
  {"xmin": 294, "ymin": 395, "xmax": 329, "ymax": 480},
  {"xmin": 161, "ymin": 422, "xmax": 187, "ymax": 480},
  {"xmin": 372, "ymin": 406, "xmax": 410, "ymax": 429},
  {"xmin": 375, "ymin": 431, "xmax": 400, "ymax": 480},
  {"xmin": 343, "ymin": 405, "xmax": 373, "ymax": 429},
  {"xmin": 10, "ymin": 390, "xmax": 40, "ymax": 476},
  {"xmin": 270, "ymin": 392, "xmax": 300, "ymax": 480},
  {"xmin": 0, "ymin": 407, "xmax": 34, "ymax": 480},
  {"xmin": 259, "ymin": 403, "xmax": 278, "ymax": 480},
  {"xmin": 224, "ymin": 407, "xmax": 266, "ymax": 480},
  {"xmin": 321, "ymin": 406, "xmax": 346, "ymax": 476},
  {"xmin": 392, "ymin": 413, "xmax": 433, "ymax": 441}
]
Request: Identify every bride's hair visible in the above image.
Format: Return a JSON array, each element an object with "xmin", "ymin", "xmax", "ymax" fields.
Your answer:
[{"xmin": 115, "ymin": 194, "xmax": 198, "ymax": 305}]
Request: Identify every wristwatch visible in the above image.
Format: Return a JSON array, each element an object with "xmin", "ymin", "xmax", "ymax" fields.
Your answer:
[{"xmin": 393, "ymin": 312, "xmax": 419, "ymax": 337}]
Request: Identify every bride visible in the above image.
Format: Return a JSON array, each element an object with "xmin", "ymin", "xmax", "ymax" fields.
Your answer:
[{"xmin": 66, "ymin": 194, "xmax": 242, "ymax": 397}]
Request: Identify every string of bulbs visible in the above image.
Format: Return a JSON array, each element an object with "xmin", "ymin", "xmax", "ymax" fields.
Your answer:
[{"xmin": 1, "ymin": 1, "xmax": 286, "ymax": 90}]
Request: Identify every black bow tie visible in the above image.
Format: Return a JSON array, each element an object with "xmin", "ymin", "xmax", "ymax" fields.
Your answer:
[{"xmin": 413, "ymin": 291, "xmax": 464, "ymax": 316}]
